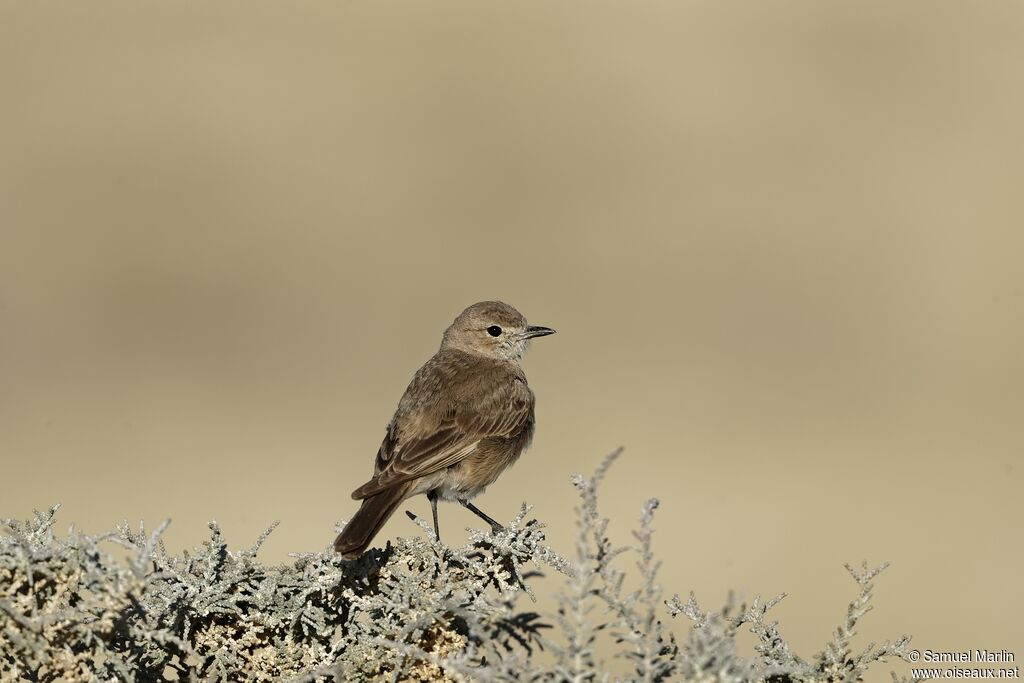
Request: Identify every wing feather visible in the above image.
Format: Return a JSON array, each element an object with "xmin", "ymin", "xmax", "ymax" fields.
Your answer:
[{"xmin": 351, "ymin": 355, "xmax": 533, "ymax": 499}]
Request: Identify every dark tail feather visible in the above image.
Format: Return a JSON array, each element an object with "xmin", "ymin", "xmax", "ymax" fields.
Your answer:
[{"xmin": 334, "ymin": 483, "xmax": 412, "ymax": 559}]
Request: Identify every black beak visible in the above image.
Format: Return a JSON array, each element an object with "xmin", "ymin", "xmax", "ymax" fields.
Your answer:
[{"xmin": 523, "ymin": 325, "xmax": 556, "ymax": 339}]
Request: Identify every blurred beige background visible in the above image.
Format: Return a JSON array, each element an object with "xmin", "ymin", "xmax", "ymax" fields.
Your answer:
[{"xmin": 2, "ymin": 1, "xmax": 1021, "ymax": 678}]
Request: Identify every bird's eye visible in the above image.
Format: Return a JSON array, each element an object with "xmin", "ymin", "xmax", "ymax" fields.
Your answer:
[{"xmin": 487, "ymin": 325, "xmax": 502, "ymax": 337}]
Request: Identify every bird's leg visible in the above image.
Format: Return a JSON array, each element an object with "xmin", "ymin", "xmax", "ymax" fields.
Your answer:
[
  {"xmin": 459, "ymin": 499, "xmax": 505, "ymax": 535},
  {"xmin": 427, "ymin": 490, "xmax": 441, "ymax": 542}
]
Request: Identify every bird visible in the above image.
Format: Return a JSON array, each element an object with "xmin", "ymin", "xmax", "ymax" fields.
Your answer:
[{"xmin": 333, "ymin": 301, "xmax": 555, "ymax": 559}]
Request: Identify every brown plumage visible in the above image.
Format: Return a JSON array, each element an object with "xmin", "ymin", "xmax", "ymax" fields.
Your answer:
[{"xmin": 334, "ymin": 301, "xmax": 555, "ymax": 559}]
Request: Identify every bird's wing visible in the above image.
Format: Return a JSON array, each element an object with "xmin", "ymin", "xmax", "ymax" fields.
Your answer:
[{"xmin": 351, "ymin": 365, "xmax": 533, "ymax": 499}]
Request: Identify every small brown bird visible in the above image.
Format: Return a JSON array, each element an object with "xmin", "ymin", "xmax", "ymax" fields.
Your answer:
[{"xmin": 334, "ymin": 301, "xmax": 555, "ymax": 559}]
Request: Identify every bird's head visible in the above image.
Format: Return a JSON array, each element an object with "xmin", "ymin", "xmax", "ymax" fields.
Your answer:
[{"xmin": 441, "ymin": 301, "xmax": 555, "ymax": 362}]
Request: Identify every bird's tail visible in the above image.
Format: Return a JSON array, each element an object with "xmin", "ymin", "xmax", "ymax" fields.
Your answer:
[{"xmin": 334, "ymin": 482, "xmax": 413, "ymax": 559}]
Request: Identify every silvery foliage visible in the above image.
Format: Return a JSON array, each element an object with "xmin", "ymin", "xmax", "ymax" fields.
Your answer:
[{"xmin": 1, "ymin": 450, "xmax": 910, "ymax": 682}]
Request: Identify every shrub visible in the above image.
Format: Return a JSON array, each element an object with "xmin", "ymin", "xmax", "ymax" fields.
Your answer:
[{"xmin": 0, "ymin": 450, "xmax": 911, "ymax": 682}]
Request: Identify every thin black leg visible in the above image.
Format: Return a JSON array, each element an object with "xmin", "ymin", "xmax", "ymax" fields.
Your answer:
[
  {"xmin": 427, "ymin": 491, "xmax": 441, "ymax": 542},
  {"xmin": 459, "ymin": 499, "xmax": 505, "ymax": 534}
]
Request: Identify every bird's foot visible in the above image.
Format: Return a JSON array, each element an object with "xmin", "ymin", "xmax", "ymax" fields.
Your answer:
[{"xmin": 459, "ymin": 499, "xmax": 507, "ymax": 537}]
